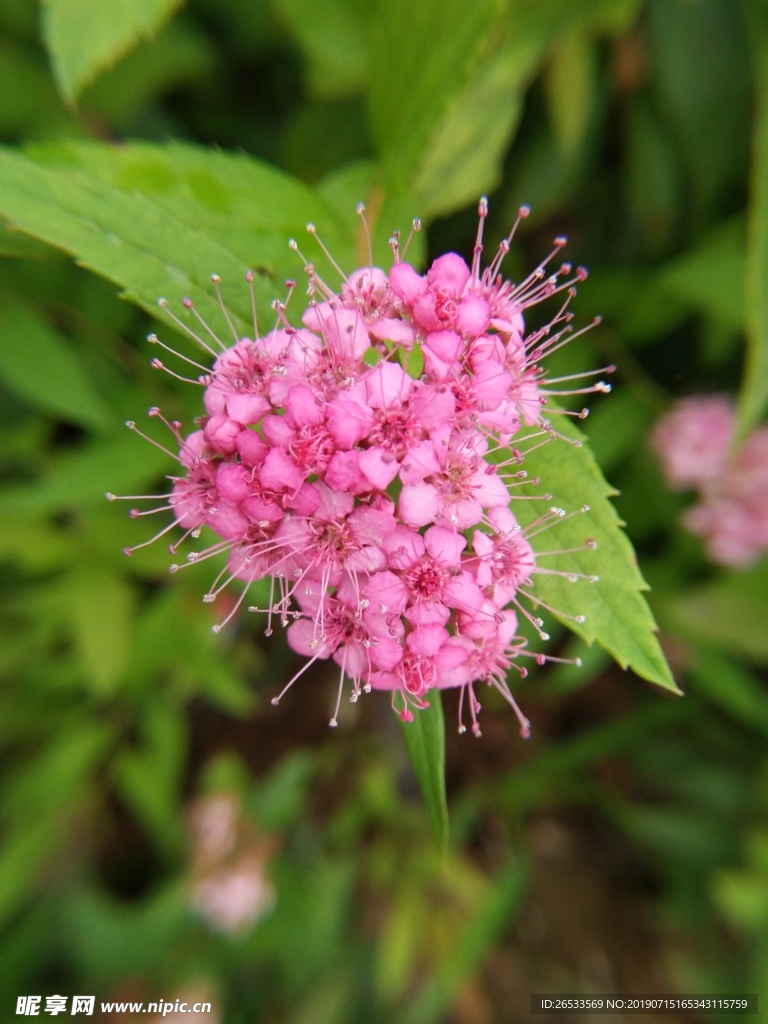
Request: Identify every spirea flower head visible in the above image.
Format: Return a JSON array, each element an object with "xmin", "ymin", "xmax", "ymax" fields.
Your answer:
[
  {"xmin": 110, "ymin": 199, "xmax": 611, "ymax": 736},
  {"xmin": 652, "ymin": 395, "xmax": 768, "ymax": 567}
]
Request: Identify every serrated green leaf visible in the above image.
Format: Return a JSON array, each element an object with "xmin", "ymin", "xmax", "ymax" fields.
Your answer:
[
  {"xmin": 370, "ymin": 0, "xmax": 513, "ymax": 215},
  {"xmin": 399, "ymin": 695, "xmax": 449, "ymax": 854},
  {"xmin": 504, "ymin": 414, "xmax": 678, "ymax": 693},
  {"xmin": 41, "ymin": 0, "xmax": 185, "ymax": 103},
  {"xmin": 739, "ymin": 4, "xmax": 768, "ymax": 435},
  {"xmin": 410, "ymin": 24, "xmax": 544, "ymax": 219},
  {"xmin": 0, "ymin": 298, "xmax": 112, "ymax": 430},
  {"xmin": 0, "ymin": 142, "xmax": 356, "ymax": 344}
]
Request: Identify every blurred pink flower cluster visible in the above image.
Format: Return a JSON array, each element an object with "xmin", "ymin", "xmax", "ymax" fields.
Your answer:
[
  {"xmin": 651, "ymin": 395, "xmax": 768, "ymax": 566},
  {"xmin": 187, "ymin": 794, "xmax": 275, "ymax": 936},
  {"xmin": 115, "ymin": 201, "xmax": 609, "ymax": 735}
]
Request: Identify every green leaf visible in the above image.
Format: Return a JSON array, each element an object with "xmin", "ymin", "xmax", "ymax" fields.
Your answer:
[
  {"xmin": 0, "ymin": 818, "xmax": 64, "ymax": 927},
  {"xmin": 40, "ymin": 0, "xmax": 185, "ymax": 103},
  {"xmin": 81, "ymin": 20, "xmax": 215, "ymax": 124},
  {"xmin": 409, "ymin": 25, "xmax": 543, "ymax": 219},
  {"xmin": 401, "ymin": 858, "xmax": 528, "ymax": 1024},
  {"xmin": 689, "ymin": 650, "xmax": 768, "ymax": 739},
  {"xmin": 399, "ymin": 695, "xmax": 449, "ymax": 854},
  {"xmin": 504, "ymin": 414, "xmax": 678, "ymax": 693},
  {"xmin": 369, "ymin": 0, "xmax": 545, "ymax": 218},
  {"xmin": 739, "ymin": 4, "xmax": 768, "ymax": 434},
  {"xmin": 544, "ymin": 29, "xmax": 597, "ymax": 161},
  {"xmin": 1, "ymin": 431, "xmax": 169, "ymax": 515},
  {"xmin": 66, "ymin": 563, "xmax": 135, "ymax": 693},
  {"xmin": 272, "ymin": 0, "xmax": 368, "ymax": 99},
  {"xmin": 0, "ymin": 142, "xmax": 356, "ymax": 343},
  {"xmin": 657, "ymin": 218, "xmax": 745, "ymax": 332},
  {"xmin": 0, "ymin": 298, "xmax": 113, "ymax": 430},
  {"xmin": 111, "ymin": 699, "xmax": 186, "ymax": 855},
  {"xmin": 657, "ymin": 562, "xmax": 768, "ymax": 666}
]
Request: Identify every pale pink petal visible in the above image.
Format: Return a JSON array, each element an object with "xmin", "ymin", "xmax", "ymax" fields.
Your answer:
[
  {"xmin": 235, "ymin": 429, "xmax": 268, "ymax": 467},
  {"xmin": 365, "ymin": 362, "xmax": 412, "ymax": 409},
  {"xmin": 424, "ymin": 525, "xmax": 466, "ymax": 565},
  {"xmin": 399, "ymin": 483, "xmax": 439, "ymax": 528},
  {"xmin": 382, "ymin": 525, "xmax": 426, "ymax": 569},
  {"xmin": 204, "ymin": 414, "xmax": 242, "ymax": 454},
  {"xmin": 259, "ymin": 448, "xmax": 303, "ymax": 492},
  {"xmin": 406, "ymin": 623, "xmax": 450, "ymax": 656},
  {"xmin": 325, "ymin": 450, "xmax": 370, "ymax": 494},
  {"xmin": 326, "ymin": 396, "xmax": 373, "ymax": 447},
  {"xmin": 359, "ymin": 448, "xmax": 400, "ymax": 490},
  {"xmin": 285, "ymin": 384, "xmax": 324, "ymax": 427},
  {"xmin": 455, "ymin": 294, "xmax": 490, "ymax": 337},
  {"xmin": 225, "ymin": 392, "xmax": 270, "ymax": 425}
]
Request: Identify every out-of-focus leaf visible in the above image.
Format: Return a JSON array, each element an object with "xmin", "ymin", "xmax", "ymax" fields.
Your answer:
[
  {"xmin": 369, "ymin": 0, "xmax": 500, "ymax": 189},
  {"xmin": 494, "ymin": 702, "xmax": 683, "ymax": 814},
  {"xmin": 63, "ymin": 883, "xmax": 188, "ymax": 983},
  {"xmin": 40, "ymin": 0, "xmax": 185, "ymax": 103},
  {"xmin": 272, "ymin": 0, "xmax": 368, "ymax": 98},
  {"xmin": 648, "ymin": 0, "xmax": 750, "ymax": 223},
  {"xmin": 0, "ymin": 142, "xmax": 356, "ymax": 341},
  {"xmin": 0, "ymin": 227, "xmax": 53, "ymax": 260},
  {"xmin": 249, "ymin": 750, "xmax": 316, "ymax": 832},
  {"xmin": 111, "ymin": 699, "xmax": 186, "ymax": 855},
  {"xmin": 1, "ymin": 724, "xmax": 112, "ymax": 824},
  {"xmin": 713, "ymin": 830, "xmax": 768, "ymax": 932},
  {"xmin": 0, "ymin": 818, "xmax": 64, "ymax": 927},
  {"xmin": 616, "ymin": 803, "xmax": 738, "ymax": 869},
  {"xmin": 657, "ymin": 218, "xmax": 745, "ymax": 332},
  {"xmin": 688, "ymin": 650, "xmax": 768, "ymax": 739},
  {"xmin": 401, "ymin": 858, "xmax": 528, "ymax": 1024},
  {"xmin": 503, "ymin": 414, "xmax": 678, "ymax": 693},
  {"xmin": 81, "ymin": 20, "xmax": 215, "ymax": 124},
  {"xmin": 657, "ymin": 563, "xmax": 768, "ymax": 665},
  {"xmin": 399, "ymin": 695, "xmax": 449, "ymax": 855},
  {"xmin": 0, "ymin": 298, "xmax": 112, "ymax": 430},
  {"xmin": 1, "ymin": 431, "xmax": 168, "ymax": 515},
  {"xmin": 739, "ymin": 3, "xmax": 768, "ymax": 435},
  {"xmin": 0, "ymin": 516, "xmax": 73, "ymax": 571},
  {"xmin": 580, "ymin": 391, "xmax": 650, "ymax": 474},
  {"xmin": 317, "ymin": 159, "xmax": 426, "ymax": 268},
  {"xmin": 545, "ymin": 29, "xmax": 597, "ymax": 161},
  {"xmin": 66, "ymin": 564, "xmax": 134, "ymax": 693},
  {"xmin": 624, "ymin": 96, "xmax": 683, "ymax": 254}
]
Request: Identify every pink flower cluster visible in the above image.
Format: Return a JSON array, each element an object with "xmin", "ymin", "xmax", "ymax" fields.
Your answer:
[
  {"xmin": 114, "ymin": 201, "xmax": 608, "ymax": 735},
  {"xmin": 651, "ymin": 395, "xmax": 768, "ymax": 566}
]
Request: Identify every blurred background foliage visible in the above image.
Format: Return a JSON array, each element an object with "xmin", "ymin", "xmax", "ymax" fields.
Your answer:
[{"xmin": 1, "ymin": 0, "xmax": 767, "ymax": 1020}]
